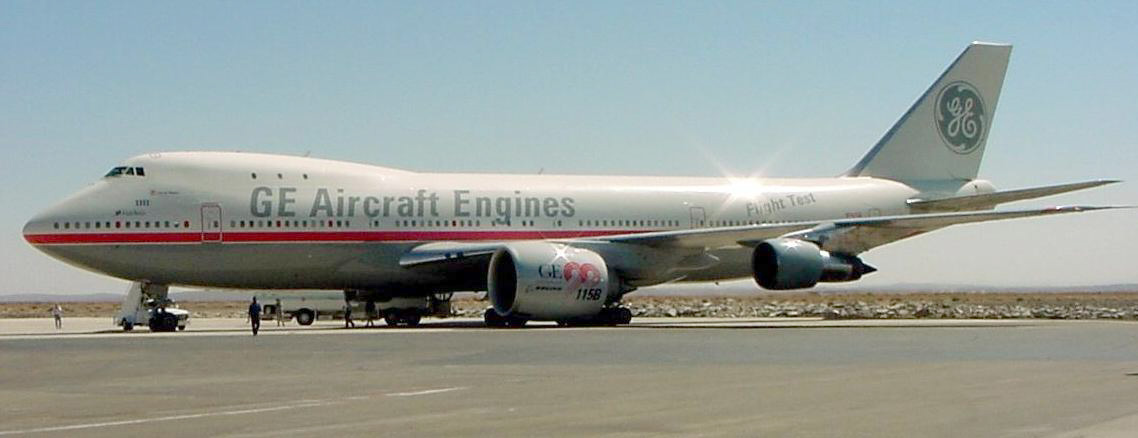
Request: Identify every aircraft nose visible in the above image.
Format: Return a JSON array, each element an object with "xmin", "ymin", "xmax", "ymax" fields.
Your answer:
[
  {"xmin": 24, "ymin": 207, "xmax": 57, "ymax": 245},
  {"xmin": 24, "ymin": 181, "xmax": 109, "ymax": 246},
  {"xmin": 24, "ymin": 192, "xmax": 92, "ymax": 246},
  {"xmin": 22, "ymin": 217, "xmax": 33, "ymax": 244}
]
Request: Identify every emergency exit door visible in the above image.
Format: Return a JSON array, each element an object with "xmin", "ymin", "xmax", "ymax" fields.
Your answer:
[{"xmin": 200, "ymin": 204, "xmax": 222, "ymax": 243}]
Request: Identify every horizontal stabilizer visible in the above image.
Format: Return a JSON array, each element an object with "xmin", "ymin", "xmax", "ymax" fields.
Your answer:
[{"xmin": 908, "ymin": 180, "xmax": 1119, "ymax": 212}]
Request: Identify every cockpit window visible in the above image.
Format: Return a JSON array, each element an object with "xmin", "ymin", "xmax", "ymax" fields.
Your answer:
[{"xmin": 104, "ymin": 166, "xmax": 146, "ymax": 178}]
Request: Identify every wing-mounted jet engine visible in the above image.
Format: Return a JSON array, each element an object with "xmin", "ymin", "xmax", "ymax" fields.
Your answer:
[
  {"xmin": 486, "ymin": 242, "xmax": 630, "ymax": 327},
  {"xmin": 751, "ymin": 238, "xmax": 876, "ymax": 290}
]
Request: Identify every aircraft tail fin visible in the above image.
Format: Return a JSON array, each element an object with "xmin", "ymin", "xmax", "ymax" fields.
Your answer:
[{"xmin": 846, "ymin": 42, "xmax": 1012, "ymax": 182}]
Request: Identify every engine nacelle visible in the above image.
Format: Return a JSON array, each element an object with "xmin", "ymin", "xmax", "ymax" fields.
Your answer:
[
  {"xmin": 487, "ymin": 242, "xmax": 614, "ymax": 321},
  {"xmin": 751, "ymin": 238, "xmax": 875, "ymax": 290}
]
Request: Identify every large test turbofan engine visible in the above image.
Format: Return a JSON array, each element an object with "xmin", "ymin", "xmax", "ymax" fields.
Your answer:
[
  {"xmin": 751, "ymin": 238, "xmax": 877, "ymax": 290},
  {"xmin": 487, "ymin": 242, "xmax": 623, "ymax": 326}
]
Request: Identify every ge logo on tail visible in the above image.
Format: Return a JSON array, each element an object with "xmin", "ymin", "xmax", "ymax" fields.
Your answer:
[{"xmin": 935, "ymin": 81, "xmax": 986, "ymax": 154}]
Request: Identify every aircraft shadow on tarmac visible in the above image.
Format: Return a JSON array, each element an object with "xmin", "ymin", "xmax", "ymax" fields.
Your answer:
[{"xmin": 82, "ymin": 318, "xmax": 1040, "ymax": 334}]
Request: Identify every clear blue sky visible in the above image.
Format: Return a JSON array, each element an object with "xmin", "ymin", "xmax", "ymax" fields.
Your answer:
[{"xmin": 2, "ymin": 1, "xmax": 1135, "ymax": 294}]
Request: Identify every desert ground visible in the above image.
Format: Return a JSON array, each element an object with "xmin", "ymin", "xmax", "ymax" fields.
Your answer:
[{"xmin": 5, "ymin": 292, "xmax": 1138, "ymax": 320}]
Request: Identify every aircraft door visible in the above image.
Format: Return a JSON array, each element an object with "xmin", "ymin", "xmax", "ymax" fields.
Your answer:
[
  {"xmin": 689, "ymin": 207, "xmax": 706, "ymax": 228},
  {"xmin": 200, "ymin": 204, "xmax": 222, "ymax": 243}
]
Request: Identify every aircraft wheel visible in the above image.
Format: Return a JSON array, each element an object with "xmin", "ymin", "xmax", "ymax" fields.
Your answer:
[
  {"xmin": 122, "ymin": 320, "xmax": 133, "ymax": 332},
  {"xmin": 401, "ymin": 310, "xmax": 421, "ymax": 327},
  {"xmin": 616, "ymin": 307, "xmax": 633, "ymax": 325},
  {"xmin": 484, "ymin": 308, "xmax": 507, "ymax": 328}
]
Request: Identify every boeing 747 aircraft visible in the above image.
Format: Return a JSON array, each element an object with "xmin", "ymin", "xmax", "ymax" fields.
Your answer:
[{"xmin": 23, "ymin": 42, "xmax": 1121, "ymax": 327}]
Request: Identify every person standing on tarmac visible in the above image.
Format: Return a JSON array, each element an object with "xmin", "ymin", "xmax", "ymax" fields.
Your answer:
[
  {"xmin": 248, "ymin": 297, "xmax": 262, "ymax": 336},
  {"xmin": 51, "ymin": 304, "xmax": 62, "ymax": 330},
  {"xmin": 344, "ymin": 300, "xmax": 355, "ymax": 328},
  {"xmin": 365, "ymin": 299, "xmax": 377, "ymax": 327},
  {"xmin": 275, "ymin": 298, "xmax": 285, "ymax": 327}
]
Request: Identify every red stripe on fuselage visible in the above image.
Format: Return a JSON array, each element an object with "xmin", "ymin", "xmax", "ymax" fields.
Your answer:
[
  {"xmin": 23, "ymin": 230, "xmax": 653, "ymax": 245},
  {"xmin": 24, "ymin": 232, "xmax": 202, "ymax": 244}
]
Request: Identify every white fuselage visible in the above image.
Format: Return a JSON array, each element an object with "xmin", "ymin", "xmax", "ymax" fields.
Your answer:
[{"xmin": 23, "ymin": 152, "xmax": 918, "ymax": 292}]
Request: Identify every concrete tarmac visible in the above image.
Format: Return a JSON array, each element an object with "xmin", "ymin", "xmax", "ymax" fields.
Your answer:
[{"xmin": 1, "ymin": 317, "xmax": 1137, "ymax": 437}]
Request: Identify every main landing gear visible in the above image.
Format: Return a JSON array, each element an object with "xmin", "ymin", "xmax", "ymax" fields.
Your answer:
[
  {"xmin": 384, "ymin": 309, "xmax": 423, "ymax": 327},
  {"xmin": 484, "ymin": 306, "xmax": 633, "ymax": 328},
  {"xmin": 484, "ymin": 308, "xmax": 529, "ymax": 328},
  {"xmin": 598, "ymin": 307, "xmax": 634, "ymax": 325},
  {"xmin": 557, "ymin": 307, "xmax": 632, "ymax": 326}
]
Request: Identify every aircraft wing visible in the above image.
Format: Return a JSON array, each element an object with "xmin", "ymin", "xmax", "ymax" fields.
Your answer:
[
  {"xmin": 399, "ymin": 206, "xmax": 1123, "ymax": 270},
  {"xmin": 590, "ymin": 205, "xmax": 1123, "ymax": 254},
  {"xmin": 907, "ymin": 180, "xmax": 1119, "ymax": 212},
  {"xmin": 398, "ymin": 241, "xmax": 503, "ymax": 267}
]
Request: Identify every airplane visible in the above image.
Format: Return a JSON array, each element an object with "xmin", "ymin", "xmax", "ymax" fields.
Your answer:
[{"xmin": 22, "ymin": 42, "xmax": 1123, "ymax": 328}]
